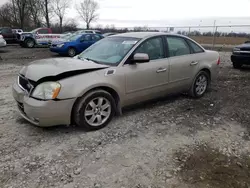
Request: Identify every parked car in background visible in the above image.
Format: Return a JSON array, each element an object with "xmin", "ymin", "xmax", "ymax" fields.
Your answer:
[
  {"xmin": 50, "ymin": 33, "xmax": 103, "ymax": 57},
  {"xmin": 18, "ymin": 27, "xmax": 64, "ymax": 48},
  {"xmin": 0, "ymin": 27, "xmax": 17, "ymax": 43},
  {"xmin": 13, "ymin": 32, "xmax": 220, "ymax": 130},
  {"xmin": 48, "ymin": 31, "xmax": 74, "ymax": 46},
  {"xmin": 231, "ymin": 41, "xmax": 250, "ymax": 68},
  {"xmin": 0, "ymin": 35, "xmax": 7, "ymax": 48},
  {"xmin": 74, "ymin": 30, "xmax": 102, "ymax": 35},
  {"xmin": 12, "ymin": 29, "xmax": 23, "ymax": 35},
  {"xmin": 103, "ymin": 33, "xmax": 118, "ymax": 37}
]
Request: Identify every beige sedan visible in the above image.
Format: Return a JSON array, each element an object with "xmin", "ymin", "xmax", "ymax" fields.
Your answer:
[{"xmin": 12, "ymin": 32, "xmax": 220, "ymax": 130}]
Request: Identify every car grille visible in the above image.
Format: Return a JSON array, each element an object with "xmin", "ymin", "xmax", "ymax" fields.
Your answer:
[{"xmin": 18, "ymin": 75, "xmax": 35, "ymax": 93}]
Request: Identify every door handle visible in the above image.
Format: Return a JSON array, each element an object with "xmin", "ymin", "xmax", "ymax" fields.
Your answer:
[
  {"xmin": 190, "ymin": 61, "xmax": 198, "ymax": 66},
  {"xmin": 156, "ymin": 68, "xmax": 167, "ymax": 73}
]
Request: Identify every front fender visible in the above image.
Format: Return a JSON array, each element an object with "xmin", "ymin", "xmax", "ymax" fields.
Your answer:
[{"xmin": 57, "ymin": 71, "xmax": 125, "ymax": 103}]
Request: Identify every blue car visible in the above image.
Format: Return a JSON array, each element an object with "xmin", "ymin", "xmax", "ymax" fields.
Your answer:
[{"xmin": 50, "ymin": 33, "xmax": 103, "ymax": 57}]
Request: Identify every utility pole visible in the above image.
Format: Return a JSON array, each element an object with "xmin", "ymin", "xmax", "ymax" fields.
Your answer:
[{"xmin": 212, "ymin": 20, "xmax": 217, "ymax": 49}]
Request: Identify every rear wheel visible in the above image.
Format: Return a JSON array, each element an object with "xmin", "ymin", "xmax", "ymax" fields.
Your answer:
[
  {"xmin": 189, "ymin": 71, "xmax": 210, "ymax": 98},
  {"xmin": 73, "ymin": 90, "xmax": 116, "ymax": 131},
  {"xmin": 68, "ymin": 47, "xmax": 76, "ymax": 57},
  {"xmin": 24, "ymin": 38, "xmax": 35, "ymax": 48},
  {"xmin": 233, "ymin": 62, "xmax": 243, "ymax": 69}
]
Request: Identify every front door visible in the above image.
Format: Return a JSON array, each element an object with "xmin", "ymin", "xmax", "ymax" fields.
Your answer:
[
  {"xmin": 79, "ymin": 34, "xmax": 92, "ymax": 52},
  {"xmin": 123, "ymin": 36, "xmax": 170, "ymax": 104}
]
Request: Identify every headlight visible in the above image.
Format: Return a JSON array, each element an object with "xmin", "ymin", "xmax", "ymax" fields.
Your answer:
[
  {"xmin": 31, "ymin": 82, "xmax": 61, "ymax": 100},
  {"xmin": 57, "ymin": 44, "xmax": 64, "ymax": 48},
  {"xmin": 233, "ymin": 47, "xmax": 240, "ymax": 52}
]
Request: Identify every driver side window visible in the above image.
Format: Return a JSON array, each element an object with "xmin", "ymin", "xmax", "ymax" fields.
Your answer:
[
  {"xmin": 134, "ymin": 37, "xmax": 164, "ymax": 61},
  {"xmin": 81, "ymin": 34, "xmax": 91, "ymax": 41}
]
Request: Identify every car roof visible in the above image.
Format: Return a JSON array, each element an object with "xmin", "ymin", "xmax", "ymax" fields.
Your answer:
[{"xmin": 113, "ymin": 32, "xmax": 185, "ymax": 39}]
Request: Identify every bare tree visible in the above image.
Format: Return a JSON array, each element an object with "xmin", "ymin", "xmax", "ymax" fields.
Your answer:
[
  {"xmin": 53, "ymin": 0, "xmax": 70, "ymax": 32},
  {"xmin": 40, "ymin": 0, "xmax": 53, "ymax": 28},
  {"xmin": 76, "ymin": 0, "xmax": 99, "ymax": 29},
  {"xmin": 0, "ymin": 3, "xmax": 15, "ymax": 27},
  {"xmin": 0, "ymin": 1, "xmax": 31, "ymax": 29},
  {"xmin": 14, "ymin": 0, "xmax": 28, "ymax": 29},
  {"xmin": 27, "ymin": 0, "xmax": 43, "ymax": 27}
]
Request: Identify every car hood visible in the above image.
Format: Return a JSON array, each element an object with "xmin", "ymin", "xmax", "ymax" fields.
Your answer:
[
  {"xmin": 235, "ymin": 43, "xmax": 250, "ymax": 50},
  {"xmin": 20, "ymin": 32, "xmax": 33, "ymax": 35},
  {"xmin": 19, "ymin": 58, "xmax": 110, "ymax": 82}
]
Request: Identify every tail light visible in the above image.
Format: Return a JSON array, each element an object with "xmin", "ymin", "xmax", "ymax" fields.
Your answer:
[{"xmin": 217, "ymin": 57, "xmax": 220, "ymax": 65}]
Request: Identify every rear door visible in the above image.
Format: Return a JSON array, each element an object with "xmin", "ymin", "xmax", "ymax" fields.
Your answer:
[
  {"xmin": 91, "ymin": 34, "xmax": 102, "ymax": 44},
  {"xmin": 164, "ymin": 36, "xmax": 202, "ymax": 90}
]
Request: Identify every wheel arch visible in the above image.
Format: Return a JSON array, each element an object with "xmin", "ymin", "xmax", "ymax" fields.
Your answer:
[
  {"xmin": 200, "ymin": 68, "xmax": 211, "ymax": 80},
  {"xmin": 70, "ymin": 86, "xmax": 122, "ymax": 125},
  {"xmin": 24, "ymin": 37, "xmax": 36, "ymax": 47}
]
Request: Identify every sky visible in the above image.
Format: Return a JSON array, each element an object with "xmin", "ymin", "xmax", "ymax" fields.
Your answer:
[{"xmin": 1, "ymin": 0, "xmax": 250, "ymax": 30}]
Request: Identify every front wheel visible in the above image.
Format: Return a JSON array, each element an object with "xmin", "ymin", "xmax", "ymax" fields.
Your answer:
[
  {"xmin": 73, "ymin": 90, "xmax": 116, "ymax": 131},
  {"xmin": 68, "ymin": 47, "xmax": 76, "ymax": 57},
  {"xmin": 189, "ymin": 71, "xmax": 210, "ymax": 98},
  {"xmin": 24, "ymin": 38, "xmax": 35, "ymax": 48}
]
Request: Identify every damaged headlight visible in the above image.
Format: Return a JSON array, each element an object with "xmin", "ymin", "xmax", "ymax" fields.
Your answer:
[{"xmin": 31, "ymin": 82, "xmax": 61, "ymax": 100}]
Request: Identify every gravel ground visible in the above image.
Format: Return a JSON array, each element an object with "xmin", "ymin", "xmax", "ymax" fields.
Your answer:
[{"xmin": 0, "ymin": 45, "xmax": 250, "ymax": 188}]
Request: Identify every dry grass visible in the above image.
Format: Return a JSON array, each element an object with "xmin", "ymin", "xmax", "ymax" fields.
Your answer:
[{"xmin": 190, "ymin": 36, "xmax": 249, "ymax": 45}]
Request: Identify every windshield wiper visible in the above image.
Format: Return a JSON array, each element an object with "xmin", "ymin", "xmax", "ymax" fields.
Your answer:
[{"xmin": 85, "ymin": 58, "xmax": 100, "ymax": 64}]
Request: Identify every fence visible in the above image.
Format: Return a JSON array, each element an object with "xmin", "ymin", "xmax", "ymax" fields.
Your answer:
[
  {"xmin": 164, "ymin": 25, "xmax": 250, "ymax": 51},
  {"xmin": 117, "ymin": 25, "xmax": 250, "ymax": 51}
]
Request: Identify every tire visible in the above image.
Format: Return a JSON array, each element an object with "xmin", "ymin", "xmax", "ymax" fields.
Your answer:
[
  {"xmin": 233, "ymin": 62, "xmax": 242, "ymax": 69},
  {"xmin": 24, "ymin": 38, "xmax": 35, "ymax": 48},
  {"xmin": 68, "ymin": 47, "xmax": 76, "ymax": 57},
  {"xmin": 189, "ymin": 71, "xmax": 210, "ymax": 98},
  {"xmin": 73, "ymin": 90, "xmax": 116, "ymax": 131}
]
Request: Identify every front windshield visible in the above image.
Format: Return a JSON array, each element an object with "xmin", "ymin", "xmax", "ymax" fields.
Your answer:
[
  {"xmin": 30, "ymin": 28, "xmax": 39, "ymax": 33},
  {"xmin": 78, "ymin": 36, "xmax": 140, "ymax": 65},
  {"xmin": 67, "ymin": 34, "xmax": 81, "ymax": 41},
  {"xmin": 62, "ymin": 33, "xmax": 73, "ymax": 39}
]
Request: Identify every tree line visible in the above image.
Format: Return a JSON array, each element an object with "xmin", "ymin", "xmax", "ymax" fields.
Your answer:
[
  {"xmin": 0, "ymin": 0, "xmax": 99, "ymax": 32},
  {"xmin": 177, "ymin": 30, "xmax": 250, "ymax": 38}
]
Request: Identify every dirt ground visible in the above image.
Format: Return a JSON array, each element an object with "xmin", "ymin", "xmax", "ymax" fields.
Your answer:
[
  {"xmin": 190, "ymin": 36, "xmax": 249, "ymax": 45},
  {"xmin": 0, "ymin": 45, "xmax": 250, "ymax": 188}
]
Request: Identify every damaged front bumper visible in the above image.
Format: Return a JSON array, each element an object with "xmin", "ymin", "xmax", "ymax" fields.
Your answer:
[{"xmin": 12, "ymin": 81, "xmax": 76, "ymax": 127}]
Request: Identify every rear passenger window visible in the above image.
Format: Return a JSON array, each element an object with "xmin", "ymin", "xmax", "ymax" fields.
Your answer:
[
  {"xmin": 82, "ymin": 34, "xmax": 91, "ymax": 41},
  {"xmin": 92, "ymin": 35, "xmax": 101, "ymax": 41},
  {"xmin": 166, "ymin": 37, "xmax": 191, "ymax": 57},
  {"xmin": 187, "ymin": 39, "xmax": 204, "ymax": 53}
]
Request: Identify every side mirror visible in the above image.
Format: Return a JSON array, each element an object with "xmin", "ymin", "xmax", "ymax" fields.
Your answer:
[{"xmin": 131, "ymin": 53, "xmax": 150, "ymax": 63}]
